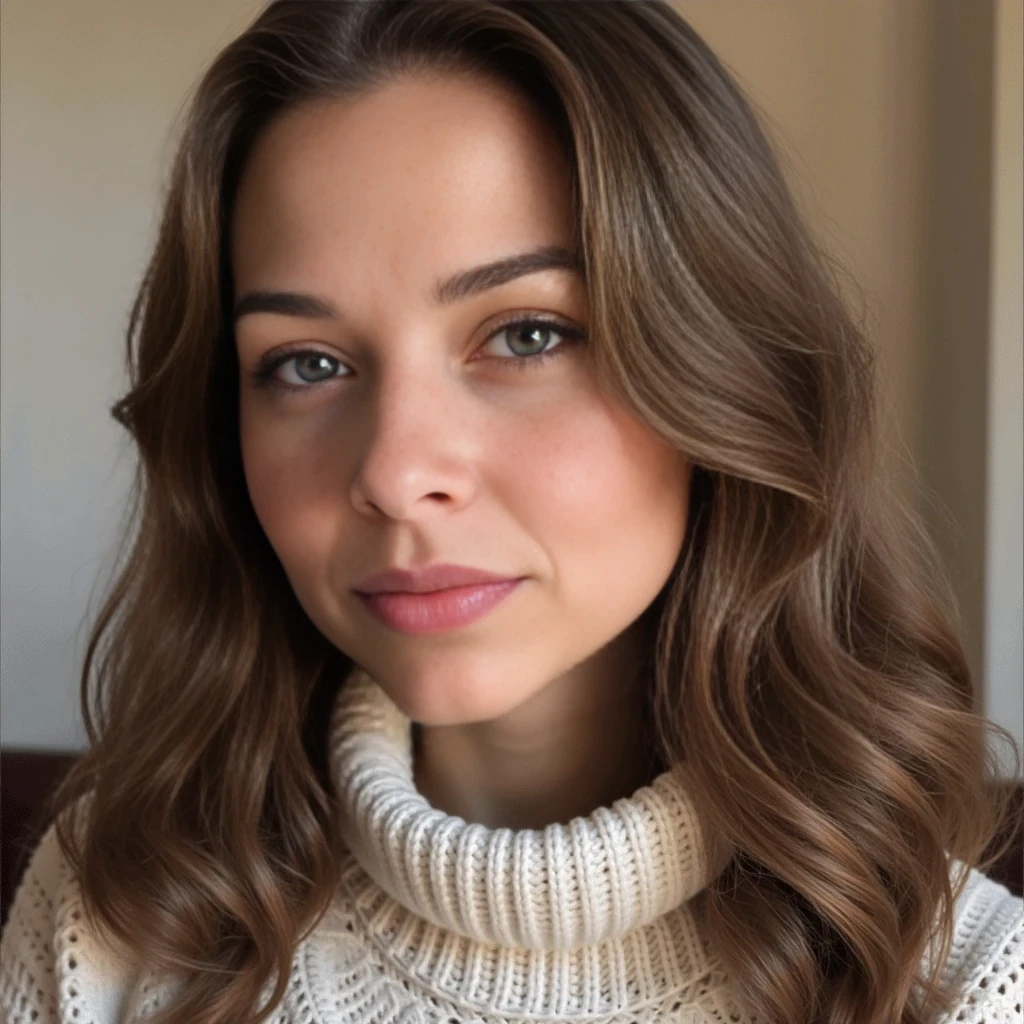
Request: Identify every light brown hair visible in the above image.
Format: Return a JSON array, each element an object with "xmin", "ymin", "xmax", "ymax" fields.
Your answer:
[{"xmin": 48, "ymin": 2, "xmax": 1020, "ymax": 1021}]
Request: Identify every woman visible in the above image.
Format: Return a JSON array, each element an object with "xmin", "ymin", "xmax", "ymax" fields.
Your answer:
[{"xmin": 1, "ymin": 1, "xmax": 1021, "ymax": 1022}]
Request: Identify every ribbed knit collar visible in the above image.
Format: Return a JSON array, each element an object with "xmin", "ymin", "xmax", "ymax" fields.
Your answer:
[{"xmin": 328, "ymin": 665, "xmax": 734, "ymax": 952}]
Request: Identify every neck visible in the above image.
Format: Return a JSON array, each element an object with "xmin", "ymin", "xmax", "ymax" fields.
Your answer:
[
  {"xmin": 410, "ymin": 629, "xmax": 664, "ymax": 830},
  {"xmin": 329, "ymin": 662, "xmax": 736, "ymax": 955}
]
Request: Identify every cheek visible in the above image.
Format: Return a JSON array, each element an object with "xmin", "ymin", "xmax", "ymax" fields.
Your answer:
[
  {"xmin": 239, "ymin": 412, "xmax": 342, "ymax": 585},
  {"xmin": 239, "ymin": 389, "xmax": 689, "ymax": 623},
  {"xmin": 503, "ymin": 398, "xmax": 690, "ymax": 601}
]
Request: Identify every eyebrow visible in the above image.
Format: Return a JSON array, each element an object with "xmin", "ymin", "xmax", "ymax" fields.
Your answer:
[{"xmin": 232, "ymin": 244, "xmax": 582, "ymax": 322}]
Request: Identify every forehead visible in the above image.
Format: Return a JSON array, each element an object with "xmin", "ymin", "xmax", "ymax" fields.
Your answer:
[{"xmin": 230, "ymin": 72, "xmax": 575, "ymax": 299}]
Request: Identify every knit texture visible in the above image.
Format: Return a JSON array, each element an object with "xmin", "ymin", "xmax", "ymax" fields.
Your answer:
[
  {"xmin": 1, "ymin": 665, "xmax": 1021, "ymax": 1022},
  {"xmin": 330, "ymin": 666, "xmax": 736, "ymax": 952}
]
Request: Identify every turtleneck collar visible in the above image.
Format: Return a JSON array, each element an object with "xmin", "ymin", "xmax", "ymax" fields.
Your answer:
[{"xmin": 328, "ymin": 665, "xmax": 734, "ymax": 951}]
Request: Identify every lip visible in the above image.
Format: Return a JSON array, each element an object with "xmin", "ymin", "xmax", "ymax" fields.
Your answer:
[
  {"xmin": 355, "ymin": 578, "xmax": 525, "ymax": 634},
  {"xmin": 353, "ymin": 563, "xmax": 520, "ymax": 595}
]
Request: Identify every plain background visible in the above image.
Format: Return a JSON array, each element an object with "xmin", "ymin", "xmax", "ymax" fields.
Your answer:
[{"xmin": 2, "ymin": 0, "xmax": 1021, "ymax": 777}]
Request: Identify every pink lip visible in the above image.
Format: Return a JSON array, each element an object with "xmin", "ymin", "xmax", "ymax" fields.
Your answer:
[
  {"xmin": 354, "ymin": 563, "xmax": 520, "ymax": 594},
  {"xmin": 356, "ymin": 579, "xmax": 524, "ymax": 634}
]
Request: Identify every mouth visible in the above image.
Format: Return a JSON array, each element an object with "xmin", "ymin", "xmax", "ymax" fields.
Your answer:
[{"xmin": 354, "ymin": 578, "xmax": 525, "ymax": 635}]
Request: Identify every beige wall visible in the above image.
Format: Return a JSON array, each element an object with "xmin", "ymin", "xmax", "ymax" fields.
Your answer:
[
  {"xmin": 677, "ymin": 1, "xmax": 932, "ymax": 470},
  {"xmin": 0, "ymin": 0, "xmax": 265, "ymax": 748},
  {"xmin": 678, "ymin": 0, "xmax": 1022, "ymax": 774},
  {"xmin": 2, "ymin": 1, "xmax": 1021, "ymax": 770},
  {"xmin": 985, "ymin": 0, "xmax": 1023, "ymax": 772}
]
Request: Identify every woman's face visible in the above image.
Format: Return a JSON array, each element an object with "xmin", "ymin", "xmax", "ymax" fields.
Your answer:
[{"xmin": 232, "ymin": 72, "xmax": 691, "ymax": 726}]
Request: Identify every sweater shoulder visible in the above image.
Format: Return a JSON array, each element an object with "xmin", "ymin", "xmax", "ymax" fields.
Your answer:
[
  {"xmin": 0, "ymin": 809, "xmax": 146, "ymax": 1024},
  {"xmin": 938, "ymin": 862, "xmax": 1023, "ymax": 1022},
  {"xmin": 1, "ymin": 817, "xmax": 68, "ymax": 1023}
]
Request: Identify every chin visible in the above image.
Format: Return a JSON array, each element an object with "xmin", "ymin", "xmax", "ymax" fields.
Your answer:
[{"xmin": 371, "ymin": 658, "xmax": 541, "ymax": 728}]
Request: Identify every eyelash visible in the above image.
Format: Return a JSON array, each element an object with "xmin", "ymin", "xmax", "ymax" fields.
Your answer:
[{"xmin": 247, "ymin": 316, "xmax": 587, "ymax": 394}]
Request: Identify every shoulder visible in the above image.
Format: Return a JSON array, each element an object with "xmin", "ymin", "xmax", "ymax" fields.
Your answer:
[
  {"xmin": 939, "ymin": 860, "xmax": 1023, "ymax": 1022},
  {"xmin": 0, "ymin": 808, "xmax": 153, "ymax": 1024},
  {"xmin": 1, "ymin": 817, "xmax": 71, "ymax": 1023}
]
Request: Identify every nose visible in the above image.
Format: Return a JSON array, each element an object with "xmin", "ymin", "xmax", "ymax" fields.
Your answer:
[{"xmin": 348, "ymin": 369, "xmax": 477, "ymax": 522}]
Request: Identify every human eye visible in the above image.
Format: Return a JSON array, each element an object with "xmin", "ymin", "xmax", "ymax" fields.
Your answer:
[
  {"xmin": 247, "ymin": 347, "xmax": 348, "ymax": 393},
  {"xmin": 475, "ymin": 314, "xmax": 588, "ymax": 373},
  {"xmin": 246, "ymin": 314, "xmax": 587, "ymax": 395}
]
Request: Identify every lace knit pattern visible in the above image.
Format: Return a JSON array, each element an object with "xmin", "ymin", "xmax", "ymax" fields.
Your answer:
[
  {"xmin": 934, "ymin": 866, "xmax": 1024, "ymax": 1023},
  {"xmin": 0, "ymin": 820, "xmax": 752, "ymax": 1024},
  {"xmin": 1, "ymin": 817, "xmax": 1021, "ymax": 1023},
  {"xmin": 1, "ymin": 665, "xmax": 1021, "ymax": 1022}
]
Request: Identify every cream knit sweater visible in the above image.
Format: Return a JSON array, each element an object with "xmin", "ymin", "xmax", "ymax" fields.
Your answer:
[{"xmin": 1, "ymin": 666, "xmax": 1022, "ymax": 1023}]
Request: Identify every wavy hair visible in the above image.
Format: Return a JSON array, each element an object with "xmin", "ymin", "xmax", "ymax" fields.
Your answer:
[{"xmin": 47, "ymin": 1, "xmax": 1020, "ymax": 1021}]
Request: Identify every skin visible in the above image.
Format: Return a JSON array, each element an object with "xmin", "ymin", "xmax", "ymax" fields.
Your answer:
[{"xmin": 232, "ymin": 71, "xmax": 692, "ymax": 830}]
